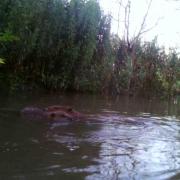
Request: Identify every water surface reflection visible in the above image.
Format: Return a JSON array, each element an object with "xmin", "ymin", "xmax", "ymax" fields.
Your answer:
[
  {"xmin": 0, "ymin": 93, "xmax": 179, "ymax": 180},
  {"xmin": 85, "ymin": 113, "xmax": 180, "ymax": 180}
]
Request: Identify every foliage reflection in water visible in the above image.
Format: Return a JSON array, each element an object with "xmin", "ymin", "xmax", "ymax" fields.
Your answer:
[{"xmin": 0, "ymin": 93, "xmax": 179, "ymax": 180}]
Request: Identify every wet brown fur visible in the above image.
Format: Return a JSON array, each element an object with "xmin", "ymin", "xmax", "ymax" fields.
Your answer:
[{"xmin": 22, "ymin": 105, "xmax": 84, "ymax": 120}]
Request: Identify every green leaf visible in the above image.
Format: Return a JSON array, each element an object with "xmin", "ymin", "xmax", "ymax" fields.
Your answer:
[
  {"xmin": 0, "ymin": 58, "xmax": 5, "ymax": 64},
  {"xmin": 0, "ymin": 32, "xmax": 19, "ymax": 42}
]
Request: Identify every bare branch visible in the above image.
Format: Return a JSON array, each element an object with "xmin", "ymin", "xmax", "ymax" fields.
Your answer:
[
  {"xmin": 124, "ymin": 0, "xmax": 131, "ymax": 45},
  {"xmin": 117, "ymin": 0, "xmax": 123, "ymax": 34},
  {"xmin": 135, "ymin": 16, "xmax": 164, "ymax": 38},
  {"xmin": 133, "ymin": 0, "xmax": 153, "ymax": 42}
]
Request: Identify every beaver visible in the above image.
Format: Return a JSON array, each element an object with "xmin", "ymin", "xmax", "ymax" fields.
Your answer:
[
  {"xmin": 45, "ymin": 105, "xmax": 84, "ymax": 119},
  {"xmin": 21, "ymin": 105, "xmax": 84, "ymax": 121}
]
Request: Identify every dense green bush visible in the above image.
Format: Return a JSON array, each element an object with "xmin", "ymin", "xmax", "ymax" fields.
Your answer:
[{"xmin": 0, "ymin": 0, "xmax": 179, "ymax": 96}]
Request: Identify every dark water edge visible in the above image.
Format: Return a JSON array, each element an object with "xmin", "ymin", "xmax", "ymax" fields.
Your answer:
[
  {"xmin": 0, "ymin": 91, "xmax": 179, "ymax": 117},
  {"xmin": 0, "ymin": 92, "xmax": 179, "ymax": 180}
]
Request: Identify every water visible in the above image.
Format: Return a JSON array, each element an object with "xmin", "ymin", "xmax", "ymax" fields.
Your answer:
[{"xmin": 0, "ymin": 93, "xmax": 179, "ymax": 180}]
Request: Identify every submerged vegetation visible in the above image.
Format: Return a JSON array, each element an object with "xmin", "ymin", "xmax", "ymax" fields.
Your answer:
[{"xmin": 0, "ymin": 0, "xmax": 179, "ymax": 96}]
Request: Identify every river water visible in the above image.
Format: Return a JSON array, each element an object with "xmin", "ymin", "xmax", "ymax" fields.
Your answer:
[{"xmin": 0, "ymin": 93, "xmax": 179, "ymax": 180}]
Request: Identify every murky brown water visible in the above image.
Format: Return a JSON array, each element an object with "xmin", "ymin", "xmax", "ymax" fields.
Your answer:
[{"xmin": 0, "ymin": 93, "xmax": 179, "ymax": 180}]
